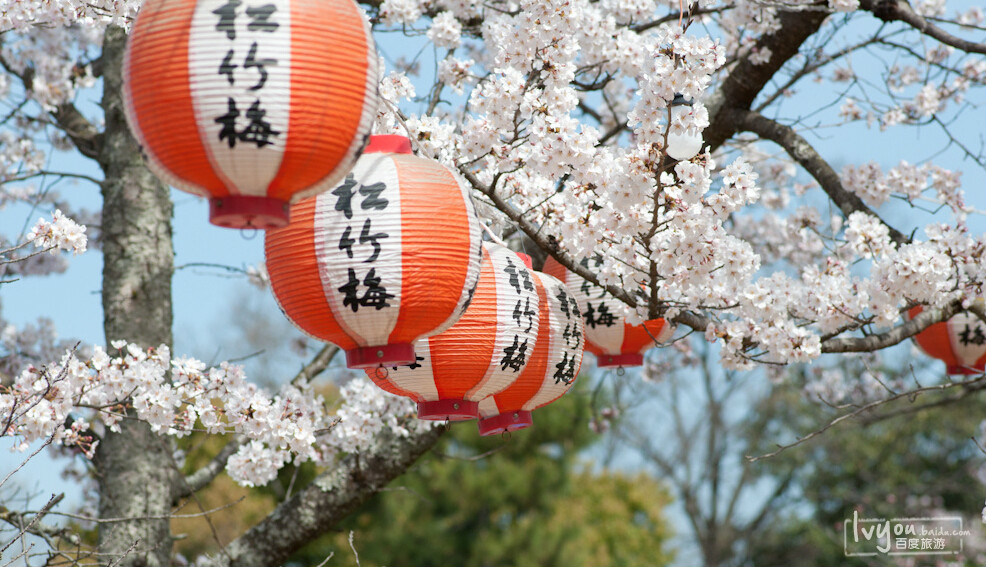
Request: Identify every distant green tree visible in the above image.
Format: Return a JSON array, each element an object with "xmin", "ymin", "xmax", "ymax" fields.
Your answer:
[
  {"xmin": 286, "ymin": 379, "xmax": 675, "ymax": 567},
  {"xmin": 746, "ymin": 360, "xmax": 986, "ymax": 567}
]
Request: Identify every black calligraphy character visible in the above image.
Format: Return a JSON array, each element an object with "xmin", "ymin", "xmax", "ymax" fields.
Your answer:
[
  {"xmin": 390, "ymin": 355, "xmax": 425, "ymax": 372},
  {"xmin": 359, "ymin": 218, "xmax": 388, "ymax": 263},
  {"xmin": 332, "ymin": 175, "xmax": 358, "ymax": 220},
  {"xmin": 553, "ymin": 351, "xmax": 576, "ymax": 384},
  {"xmin": 212, "ymin": 0, "xmax": 241, "ymax": 39},
  {"xmin": 338, "ymin": 268, "xmax": 394, "ymax": 312},
  {"xmin": 583, "ymin": 302, "xmax": 615, "ymax": 329},
  {"xmin": 460, "ymin": 282, "xmax": 476, "ymax": 314},
  {"xmin": 237, "ymin": 99, "xmax": 280, "ymax": 147},
  {"xmin": 562, "ymin": 322, "xmax": 580, "ymax": 348},
  {"xmin": 219, "ymin": 49, "xmax": 237, "ymax": 85},
  {"xmin": 959, "ymin": 324, "xmax": 986, "ymax": 346},
  {"xmin": 246, "ymin": 4, "xmax": 279, "ymax": 32},
  {"xmin": 338, "ymin": 225, "xmax": 356, "ymax": 259},
  {"xmin": 512, "ymin": 297, "xmax": 536, "ymax": 333},
  {"xmin": 359, "ymin": 181, "xmax": 389, "ymax": 211},
  {"xmin": 556, "ymin": 287, "xmax": 572, "ymax": 318},
  {"xmin": 580, "ymin": 279, "xmax": 594, "ymax": 296},
  {"xmin": 504, "ymin": 258, "xmax": 521, "ymax": 293},
  {"xmin": 500, "ymin": 336, "xmax": 528, "ymax": 372},
  {"xmin": 244, "ymin": 42, "xmax": 276, "ymax": 91},
  {"xmin": 215, "ymin": 98, "xmax": 240, "ymax": 148}
]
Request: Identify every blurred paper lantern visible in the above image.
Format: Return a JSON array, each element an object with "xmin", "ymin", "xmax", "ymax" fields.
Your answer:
[
  {"xmin": 665, "ymin": 93, "xmax": 704, "ymax": 161},
  {"xmin": 123, "ymin": 0, "xmax": 378, "ymax": 228},
  {"xmin": 543, "ymin": 256, "xmax": 672, "ymax": 368},
  {"xmin": 908, "ymin": 306, "xmax": 986, "ymax": 375},
  {"xmin": 265, "ymin": 135, "xmax": 482, "ymax": 369},
  {"xmin": 477, "ymin": 271, "xmax": 585, "ymax": 436},
  {"xmin": 369, "ymin": 244, "xmax": 541, "ymax": 421}
]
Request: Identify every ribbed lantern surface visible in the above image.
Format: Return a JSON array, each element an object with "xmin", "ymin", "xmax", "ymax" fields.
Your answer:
[
  {"xmin": 477, "ymin": 271, "xmax": 585, "ymax": 436},
  {"xmin": 123, "ymin": 0, "xmax": 378, "ymax": 228},
  {"xmin": 369, "ymin": 243, "xmax": 541, "ymax": 421},
  {"xmin": 908, "ymin": 306, "xmax": 986, "ymax": 375},
  {"xmin": 542, "ymin": 256, "xmax": 672, "ymax": 368},
  {"xmin": 265, "ymin": 135, "xmax": 482, "ymax": 369}
]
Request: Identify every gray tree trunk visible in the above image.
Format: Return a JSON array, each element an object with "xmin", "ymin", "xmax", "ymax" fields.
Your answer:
[{"xmin": 93, "ymin": 25, "xmax": 177, "ymax": 567}]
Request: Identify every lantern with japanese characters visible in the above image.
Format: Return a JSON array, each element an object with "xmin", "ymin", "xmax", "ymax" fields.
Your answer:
[
  {"xmin": 542, "ymin": 256, "xmax": 673, "ymax": 368},
  {"xmin": 908, "ymin": 305, "xmax": 986, "ymax": 375},
  {"xmin": 265, "ymin": 135, "xmax": 482, "ymax": 369},
  {"xmin": 123, "ymin": 0, "xmax": 378, "ymax": 228},
  {"xmin": 368, "ymin": 243, "xmax": 541, "ymax": 421},
  {"xmin": 477, "ymin": 271, "xmax": 584, "ymax": 436}
]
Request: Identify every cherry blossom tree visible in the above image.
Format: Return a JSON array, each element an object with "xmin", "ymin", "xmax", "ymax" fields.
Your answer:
[{"xmin": 2, "ymin": 0, "xmax": 986, "ymax": 565}]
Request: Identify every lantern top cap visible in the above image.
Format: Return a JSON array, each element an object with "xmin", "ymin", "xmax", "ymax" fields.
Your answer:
[
  {"xmin": 364, "ymin": 135, "xmax": 413, "ymax": 155},
  {"xmin": 671, "ymin": 93, "xmax": 694, "ymax": 107}
]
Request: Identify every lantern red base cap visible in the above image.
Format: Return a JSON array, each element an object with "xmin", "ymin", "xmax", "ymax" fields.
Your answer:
[
  {"xmin": 209, "ymin": 196, "xmax": 289, "ymax": 229},
  {"xmin": 345, "ymin": 343, "xmax": 417, "ymax": 369},
  {"xmin": 364, "ymin": 134, "xmax": 413, "ymax": 155},
  {"xmin": 596, "ymin": 353, "xmax": 644, "ymax": 368},
  {"xmin": 417, "ymin": 399, "xmax": 479, "ymax": 421},
  {"xmin": 947, "ymin": 364, "xmax": 984, "ymax": 375},
  {"xmin": 478, "ymin": 410, "xmax": 533, "ymax": 436}
]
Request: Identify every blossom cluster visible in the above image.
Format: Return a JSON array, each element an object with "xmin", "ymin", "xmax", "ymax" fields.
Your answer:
[
  {"xmin": 0, "ymin": 343, "xmax": 429, "ymax": 487},
  {"xmin": 26, "ymin": 209, "xmax": 88, "ymax": 255}
]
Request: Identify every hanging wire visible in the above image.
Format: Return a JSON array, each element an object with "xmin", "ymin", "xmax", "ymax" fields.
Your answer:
[{"xmin": 240, "ymin": 227, "xmax": 258, "ymax": 241}]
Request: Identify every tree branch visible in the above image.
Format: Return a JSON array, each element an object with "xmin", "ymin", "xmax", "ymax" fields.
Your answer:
[
  {"xmin": 704, "ymin": 9, "xmax": 830, "ymax": 152},
  {"xmin": 726, "ymin": 107, "xmax": 909, "ymax": 246},
  {"xmin": 221, "ymin": 426, "xmax": 444, "ymax": 567},
  {"xmin": 821, "ymin": 302, "xmax": 962, "ymax": 353},
  {"xmin": 861, "ymin": 0, "xmax": 986, "ymax": 55}
]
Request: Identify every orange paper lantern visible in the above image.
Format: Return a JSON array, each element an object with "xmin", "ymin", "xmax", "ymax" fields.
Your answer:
[
  {"xmin": 368, "ymin": 244, "xmax": 541, "ymax": 421},
  {"xmin": 123, "ymin": 0, "xmax": 378, "ymax": 228},
  {"xmin": 477, "ymin": 271, "xmax": 585, "ymax": 436},
  {"xmin": 542, "ymin": 256, "xmax": 672, "ymax": 367},
  {"xmin": 909, "ymin": 306, "xmax": 986, "ymax": 375},
  {"xmin": 265, "ymin": 135, "xmax": 482, "ymax": 369}
]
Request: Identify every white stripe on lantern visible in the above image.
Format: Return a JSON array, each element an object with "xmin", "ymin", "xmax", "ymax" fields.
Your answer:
[
  {"xmin": 947, "ymin": 312, "xmax": 986, "ymax": 367},
  {"xmin": 399, "ymin": 338, "xmax": 440, "ymax": 402},
  {"xmin": 188, "ymin": 0, "xmax": 291, "ymax": 196},
  {"xmin": 466, "ymin": 244, "xmax": 540, "ymax": 400},
  {"xmin": 582, "ymin": 296, "xmax": 626, "ymax": 353},
  {"xmin": 312, "ymin": 154, "xmax": 403, "ymax": 346}
]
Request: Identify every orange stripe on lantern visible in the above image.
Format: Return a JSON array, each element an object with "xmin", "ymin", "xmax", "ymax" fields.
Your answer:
[
  {"xmin": 264, "ymin": 197, "xmax": 357, "ymax": 350},
  {"xmin": 125, "ymin": 0, "xmax": 227, "ymax": 197},
  {"xmin": 387, "ymin": 154, "xmax": 474, "ymax": 345},
  {"xmin": 428, "ymin": 246, "xmax": 499, "ymax": 401},
  {"xmin": 266, "ymin": 0, "xmax": 374, "ymax": 202}
]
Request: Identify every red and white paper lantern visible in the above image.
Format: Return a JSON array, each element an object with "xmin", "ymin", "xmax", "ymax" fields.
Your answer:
[
  {"xmin": 477, "ymin": 271, "xmax": 585, "ymax": 436},
  {"xmin": 368, "ymin": 244, "xmax": 541, "ymax": 421},
  {"xmin": 124, "ymin": 0, "xmax": 378, "ymax": 228},
  {"xmin": 265, "ymin": 135, "xmax": 482, "ymax": 369},
  {"xmin": 543, "ymin": 256, "xmax": 672, "ymax": 368},
  {"xmin": 909, "ymin": 306, "xmax": 986, "ymax": 375}
]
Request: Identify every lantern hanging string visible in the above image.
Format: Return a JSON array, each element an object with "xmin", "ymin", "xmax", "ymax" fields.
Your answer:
[{"xmin": 239, "ymin": 227, "xmax": 258, "ymax": 241}]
